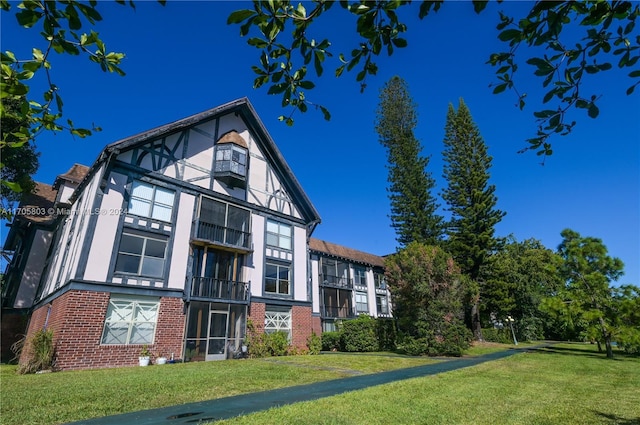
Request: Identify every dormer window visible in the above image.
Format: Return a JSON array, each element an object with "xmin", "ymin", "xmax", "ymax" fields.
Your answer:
[{"xmin": 214, "ymin": 130, "xmax": 248, "ymax": 188}]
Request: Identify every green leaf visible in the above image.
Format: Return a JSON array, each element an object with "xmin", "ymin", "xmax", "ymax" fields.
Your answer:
[
  {"xmin": 472, "ymin": 0, "xmax": 488, "ymax": 14},
  {"xmin": 16, "ymin": 9, "xmax": 42, "ymax": 27},
  {"xmin": 1, "ymin": 179, "xmax": 23, "ymax": 192},
  {"xmin": 298, "ymin": 80, "xmax": 315, "ymax": 90},
  {"xmin": 227, "ymin": 9, "xmax": 255, "ymax": 24},
  {"xmin": 392, "ymin": 38, "xmax": 407, "ymax": 48},
  {"xmin": 492, "ymin": 83, "xmax": 507, "ymax": 94},
  {"xmin": 498, "ymin": 29, "xmax": 521, "ymax": 42},
  {"xmin": 319, "ymin": 105, "xmax": 331, "ymax": 121},
  {"xmin": 587, "ymin": 103, "xmax": 599, "ymax": 118}
]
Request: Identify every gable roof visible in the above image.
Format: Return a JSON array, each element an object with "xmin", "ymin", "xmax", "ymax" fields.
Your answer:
[
  {"xmin": 309, "ymin": 238, "xmax": 386, "ymax": 268},
  {"xmin": 53, "ymin": 164, "xmax": 90, "ymax": 189},
  {"xmin": 73, "ymin": 98, "xmax": 320, "ymax": 225}
]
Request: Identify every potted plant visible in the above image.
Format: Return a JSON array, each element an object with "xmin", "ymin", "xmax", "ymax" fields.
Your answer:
[
  {"xmin": 139, "ymin": 345, "xmax": 151, "ymax": 366},
  {"xmin": 155, "ymin": 352, "xmax": 167, "ymax": 365}
]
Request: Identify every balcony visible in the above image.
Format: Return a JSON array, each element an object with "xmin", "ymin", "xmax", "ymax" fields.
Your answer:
[
  {"xmin": 321, "ymin": 305, "xmax": 357, "ymax": 319},
  {"xmin": 190, "ymin": 277, "xmax": 249, "ymax": 303},
  {"xmin": 319, "ymin": 274, "xmax": 352, "ymax": 289},
  {"xmin": 194, "ymin": 221, "xmax": 251, "ymax": 252}
]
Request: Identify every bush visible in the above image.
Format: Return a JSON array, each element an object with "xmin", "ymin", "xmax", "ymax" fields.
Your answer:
[
  {"xmin": 246, "ymin": 319, "xmax": 291, "ymax": 358},
  {"xmin": 517, "ymin": 316, "xmax": 545, "ymax": 342},
  {"xmin": 376, "ymin": 319, "xmax": 397, "ymax": 351},
  {"xmin": 265, "ymin": 331, "xmax": 290, "ymax": 356},
  {"xmin": 321, "ymin": 331, "xmax": 341, "ymax": 351},
  {"xmin": 396, "ymin": 335, "xmax": 428, "ymax": 356},
  {"xmin": 482, "ymin": 327, "xmax": 514, "ymax": 344},
  {"xmin": 306, "ymin": 331, "xmax": 321, "ymax": 355},
  {"xmin": 15, "ymin": 329, "xmax": 55, "ymax": 374},
  {"xmin": 437, "ymin": 325, "xmax": 473, "ymax": 356},
  {"xmin": 340, "ymin": 315, "xmax": 378, "ymax": 352}
]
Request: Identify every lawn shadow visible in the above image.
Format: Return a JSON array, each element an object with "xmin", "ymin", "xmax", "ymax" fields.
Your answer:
[
  {"xmin": 593, "ymin": 411, "xmax": 640, "ymax": 425},
  {"xmin": 530, "ymin": 345, "xmax": 627, "ymax": 361}
]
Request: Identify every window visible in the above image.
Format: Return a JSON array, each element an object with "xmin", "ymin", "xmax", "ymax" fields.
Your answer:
[
  {"xmin": 265, "ymin": 306, "xmax": 291, "ymax": 339},
  {"xmin": 197, "ymin": 198, "xmax": 251, "ymax": 249},
  {"xmin": 215, "ymin": 144, "xmax": 247, "ymax": 175},
  {"xmin": 354, "ymin": 266, "xmax": 367, "ymax": 286},
  {"xmin": 101, "ymin": 296, "xmax": 159, "ymax": 345},
  {"xmin": 266, "ymin": 219, "xmax": 292, "ymax": 250},
  {"xmin": 128, "ymin": 181, "xmax": 175, "ymax": 222},
  {"xmin": 115, "ymin": 232, "xmax": 167, "ymax": 278},
  {"xmin": 374, "ymin": 272, "xmax": 387, "ymax": 289},
  {"xmin": 265, "ymin": 262, "xmax": 290, "ymax": 295},
  {"xmin": 376, "ymin": 295, "xmax": 389, "ymax": 315},
  {"xmin": 356, "ymin": 291, "xmax": 368, "ymax": 313}
]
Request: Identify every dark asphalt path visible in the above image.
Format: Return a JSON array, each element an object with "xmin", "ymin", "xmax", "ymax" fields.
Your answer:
[{"xmin": 68, "ymin": 345, "xmax": 550, "ymax": 425}]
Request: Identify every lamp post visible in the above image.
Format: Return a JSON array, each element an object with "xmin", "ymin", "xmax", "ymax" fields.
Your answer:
[{"xmin": 506, "ymin": 315, "xmax": 518, "ymax": 346}]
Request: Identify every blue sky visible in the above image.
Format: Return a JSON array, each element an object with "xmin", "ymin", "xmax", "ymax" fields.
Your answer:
[{"xmin": 2, "ymin": 1, "xmax": 638, "ymax": 285}]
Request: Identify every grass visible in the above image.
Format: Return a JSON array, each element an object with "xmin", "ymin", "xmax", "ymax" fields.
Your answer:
[
  {"xmin": 0, "ymin": 349, "xmax": 440, "ymax": 425},
  {"xmin": 212, "ymin": 343, "xmax": 640, "ymax": 425},
  {"xmin": 2, "ymin": 343, "xmax": 637, "ymax": 425}
]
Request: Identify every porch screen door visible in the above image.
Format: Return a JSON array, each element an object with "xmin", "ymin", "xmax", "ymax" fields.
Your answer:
[{"xmin": 206, "ymin": 310, "xmax": 228, "ymax": 360}]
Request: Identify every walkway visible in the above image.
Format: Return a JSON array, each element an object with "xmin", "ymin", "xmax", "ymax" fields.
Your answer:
[{"xmin": 68, "ymin": 344, "xmax": 549, "ymax": 425}]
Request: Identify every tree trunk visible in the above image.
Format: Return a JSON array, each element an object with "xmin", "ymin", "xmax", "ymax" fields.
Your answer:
[
  {"xmin": 472, "ymin": 302, "xmax": 483, "ymax": 341},
  {"xmin": 596, "ymin": 341, "xmax": 602, "ymax": 352},
  {"xmin": 598, "ymin": 315, "xmax": 614, "ymax": 359}
]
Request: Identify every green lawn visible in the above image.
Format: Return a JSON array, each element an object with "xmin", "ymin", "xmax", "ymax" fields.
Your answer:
[
  {"xmin": 213, "ymin": 343, "xmax": 640, "ymax": 425},
  {"xmin": 0, "ymin": 349, "xmax": 440, "ymax": 425},
  {"xmin": 2, "ymin": 343, "xmax": 637, "ymax": 425}
]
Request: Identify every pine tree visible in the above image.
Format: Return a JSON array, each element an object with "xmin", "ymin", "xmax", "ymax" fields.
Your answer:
[
  {"xmin": 441, "ymin": 99, "xmax": 506, "ymax": 338},
  {"xmin": 375, "ymin": 76, "xmax": 442, "ymax": 247}
]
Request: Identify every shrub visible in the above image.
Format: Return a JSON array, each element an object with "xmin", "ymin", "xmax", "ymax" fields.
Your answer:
[
  {"xmin": 517, "ymin": 316, "xmax": 544, "ymax": 342},
  {"xmin": 396, "ymin": 335, "xmax": 428, "ymax": 356},
  {"xmin": 340, "ymin": 315, "xmax": 378, "ymax": 352},
  {"xmin": 15, "ymin": 329, "xmax": 55, "ymax": 374},
  {"xmin": 376, "ymin": 319, "xmax": 397, "ymax": 351},
  {"xmin": 265, "ymin": 331, "xmax": 290, "ymax": 356},
  {"xmin": 482, "ymin": 327, "xmax": 513, "ymax": 344},
  {"xmin": 246, "ymin": 319, "xmax": 291, "ymax": 358},
  {"xmin": 436, "ymin": 324, "xmax": 473, "ymax": 356},
  {"xmin": 321, "ymin": 331, "xmax": 341, "ymax": 351},
  {"xmin": 306, "ymin": 331, "xmax": 321, "ymax": 355}
]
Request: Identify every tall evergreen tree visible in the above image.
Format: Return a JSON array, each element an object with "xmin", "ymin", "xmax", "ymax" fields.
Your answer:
[
  {"xmin": 375, "ymin": 76, "xmax": 442, "ymax": 247},
  {"xmin": 441, "ymin": 99, "xmax": 506, "ymax": 338}
]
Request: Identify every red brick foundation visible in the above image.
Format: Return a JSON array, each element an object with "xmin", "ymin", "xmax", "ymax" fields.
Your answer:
[
  {"xmin": 291, "ymin": 305, "xmax": 313, "ymax": 348},
  {"xmin": 21, "ymin": 290, "xmax": 185, "ymax": 371},
  {"xmin": 248, "ymin": 302, "xmax": 315, "ymax": 350}
]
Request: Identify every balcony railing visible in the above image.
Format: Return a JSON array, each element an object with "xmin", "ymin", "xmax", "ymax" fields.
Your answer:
[
  {"xmin": 195, "ymin": 221, "xmax": 251, "ymax": 251},
  {"xmin": 191, "ymin": 277, "xmax": 249, "ymax": 302},
  {"xmin": 319, "ymin": 274, "xmax": 352, "ymax": 289},
  {"xmin": 321, "ymin": 305, "xmax": 356, "ymax": 319}
]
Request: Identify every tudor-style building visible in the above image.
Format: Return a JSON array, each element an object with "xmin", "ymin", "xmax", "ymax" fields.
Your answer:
[{"xmin": 2, "ymin": 98, "xmax": 392, "ymax": 370}]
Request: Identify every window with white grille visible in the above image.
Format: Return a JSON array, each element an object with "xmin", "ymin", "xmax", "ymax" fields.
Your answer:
[
  {"xmin": 128, "ymin": 180, "xmax": 175, "ymax": 222},
  {"xmin": 101, "ymin": 296, "xmax": 159, "ymax": 345},
  {"xmin": 264, "ymin": 307, "xmax": 291, "ymax": 339}
]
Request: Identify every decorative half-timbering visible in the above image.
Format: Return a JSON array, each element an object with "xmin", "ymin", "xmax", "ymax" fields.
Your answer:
[{"xmin": 2, "ymin": 98, "xmax": 391, "ymax": 370}]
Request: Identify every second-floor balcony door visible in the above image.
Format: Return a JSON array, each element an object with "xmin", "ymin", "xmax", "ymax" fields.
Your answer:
[{"xmin": 191, "ymin": 246, "xmax": 246, "ymax": 301}]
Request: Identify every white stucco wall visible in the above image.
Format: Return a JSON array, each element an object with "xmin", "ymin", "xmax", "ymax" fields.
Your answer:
[
  {"xmin": 293, "ymin": 226, "xmax": 308, "ymax": 302},
  {"xmin": 249, "ymin": 214, "xmax": 265, "ymax": 298},
  {"xmin": 83, "ymin": 171, "xmax": 126, "ymax": 282},
  {"xmin": 310, "ymin": 254, "xmax": 320, "ymax": 314},
  {"xmin": 167, "ymin": 192, "xmax": 195, "ymax": 290}
]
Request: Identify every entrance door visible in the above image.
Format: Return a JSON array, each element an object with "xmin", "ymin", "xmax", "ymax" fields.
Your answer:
[{"xmin": 206, "ymin": 310, "xmax": 228, "ymax": 360}]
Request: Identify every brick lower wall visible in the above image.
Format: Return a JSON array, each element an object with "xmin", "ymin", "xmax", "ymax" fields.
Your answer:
[
  {"xmin": 291, "ymin": 305, "xmax": 313, "ymax": 348},
  {"xmin": 248, "ymin": 302, "xmax": 315, "ymax": 350},
  {"xmin": 21, "ymin": 290, "xmax": 185, "ymax": 371}
]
